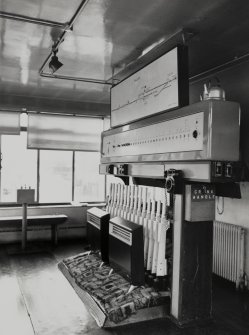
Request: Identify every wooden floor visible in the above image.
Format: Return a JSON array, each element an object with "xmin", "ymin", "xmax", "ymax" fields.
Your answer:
[{"xmin": 0, "ymin": 240, "xmax": 248, "ymax": 335}]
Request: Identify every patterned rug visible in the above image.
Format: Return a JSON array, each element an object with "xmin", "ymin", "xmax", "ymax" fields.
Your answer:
[{"xmin": 59, "ymin": 252, "xmax": 170, "ymax": 325}]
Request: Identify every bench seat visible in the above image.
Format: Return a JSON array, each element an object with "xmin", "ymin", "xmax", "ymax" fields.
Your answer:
[
  {"xmin": 0, "ymin": 214, "xmax": 68, "ymax": 247},
  {"xmin": 0, "ymin": 214, "xmax": 67, "ymax": 224}
]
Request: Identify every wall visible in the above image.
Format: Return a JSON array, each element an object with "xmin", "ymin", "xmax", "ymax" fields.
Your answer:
[
  {"xmin": 189, "ymin": 60, "xmax": 249, "ymax": 170},
  {"xmin": 0, "ymin": 205, "xmax": 87, "ymax": 243},
  {"xmin": 214, "ymin": 182, "xmax": 249, "ymax": 283},
  {"xmin": 189, "ymin": 61, "xmax": 249, "ymax": 285}
]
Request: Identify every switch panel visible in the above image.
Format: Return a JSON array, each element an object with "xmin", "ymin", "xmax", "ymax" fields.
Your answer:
[
  {"xmin": 103, "ymin": 112, "xmax": 204, "ymax": 157},
  {"xmin": 185, "ymin": 184, "xmax": 215, "ymax": 222}
]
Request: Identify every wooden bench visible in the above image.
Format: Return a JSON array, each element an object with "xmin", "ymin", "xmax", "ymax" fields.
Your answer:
[{"xmin": 0, "ymin": 214, "xmax": 68, "ymax": 249}]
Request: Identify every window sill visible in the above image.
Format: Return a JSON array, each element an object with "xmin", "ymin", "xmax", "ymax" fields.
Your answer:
[{"xmin": 0, "ymin": 201, "xmax": 106, "ymax": 208}]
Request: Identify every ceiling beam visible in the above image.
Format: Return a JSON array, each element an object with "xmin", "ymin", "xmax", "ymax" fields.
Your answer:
[
  {"xmin": 40, "ymin": 73, "xmax": 112, "ymax": 86},
  {"xmin": 0, "ymin": 11, "xmax": 65, "ymax": 28}
]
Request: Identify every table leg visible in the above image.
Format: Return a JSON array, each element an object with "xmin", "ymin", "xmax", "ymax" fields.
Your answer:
[
  {"xmin": 21, "ymin": 203, "xmax": 28, "ymax": 250},
  {"xmin": 52, "ymin": 225, "xmax": 58, "ymax": 246}
]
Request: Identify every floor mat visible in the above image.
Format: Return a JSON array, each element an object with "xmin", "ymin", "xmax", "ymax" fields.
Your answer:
[{"xmin": 59, "ymin": 252, "xmax": 170, "ymax": 327}]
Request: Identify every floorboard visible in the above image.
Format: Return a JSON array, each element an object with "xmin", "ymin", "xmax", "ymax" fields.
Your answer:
[
  {"xmin": 212, "ymin": 278, "xmax": 249, "ymax": 335},
  {"xmin": 9, "ymin": 251, "xmax": 99, "ymax": 335},
  {"xmin": 0, "ymin": 241, "xmax": 248, "ymax": 335},
  {"xmin": 0, "ymin": 247, "xmax": 34, "ymax": 335}
]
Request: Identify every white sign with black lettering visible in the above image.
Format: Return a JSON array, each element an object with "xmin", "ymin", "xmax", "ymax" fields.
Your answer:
[{"xmin": 111, "ymin": 47, "xmax": 179, "ymax": 127}]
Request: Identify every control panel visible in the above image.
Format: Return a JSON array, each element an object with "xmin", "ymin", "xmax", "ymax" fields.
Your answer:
[
  {"xmin": 185, "ymin": 184, "xmax": 215, "ymax": 222},
  {"xmin": 103, "ymin": 112, "xmax": 204, "ymax": 158},
  {"xmin": 100, "ymin": 160, "xmax": 241, "ymax": 182},
  {"xmin": 101, "ymin": 100, "xmax": 240, "ymax": 163}
]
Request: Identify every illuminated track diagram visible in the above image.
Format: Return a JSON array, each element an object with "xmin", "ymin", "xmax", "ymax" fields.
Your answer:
[{"xmin": 112, "ymin": 74, "xmax": 177, "ymax": 112}]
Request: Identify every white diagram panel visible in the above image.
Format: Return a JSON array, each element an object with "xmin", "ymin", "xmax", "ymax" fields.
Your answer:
[
  {"xmin": 103, "ymin": 112, "xmax": 204, "ymax": 158},
  {"xmin": 111, "ymin": 47, "xmax": 179, "ymax": 127}
]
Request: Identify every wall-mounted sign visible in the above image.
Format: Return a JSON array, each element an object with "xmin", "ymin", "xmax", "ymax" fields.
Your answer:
[{"xmin": 111, "ymin": 46, "xmax": 189, "ymax": 127}]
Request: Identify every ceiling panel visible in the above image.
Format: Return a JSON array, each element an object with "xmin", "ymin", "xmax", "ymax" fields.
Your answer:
[
  {"xmin": 0, "ymin": 18, "xmax": 52, "ymax": 88},
  {"xmin": 188, "ymin": 1, "xmax": 249, "ymax": 77},
  {"xmin": 1, "ymin": 0, "xmax": 249, "ymax": 115},
  {"xmin": 0, "ymin": 14, "xmax": 110, "ymax": 104},
  {"xmin": 43, "ymin": 33, "xmax": 113, "ymax": 80},
  {"xmin": 0, "ymin": 0, "xmax": 82, "ymax": 23}
]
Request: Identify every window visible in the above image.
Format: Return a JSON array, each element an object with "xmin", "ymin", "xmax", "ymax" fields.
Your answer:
[
  {"xmin": 0, "ymin": 132, "xmax": 37, "ymax": 202},
  {"xmin": 39, "ymin": 150, "xmax": 73, "ymax": 203},
  {"xmin": 74, "ymin": 152, "xmax": 105, "ymax": 202},
  {"xmin": 0, "ymin": 114, "xmax": 107, "ymax": 204}
]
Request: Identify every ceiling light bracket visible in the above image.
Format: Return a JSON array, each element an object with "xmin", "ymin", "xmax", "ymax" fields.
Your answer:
[{"xmin": 39, "ymin": 0, "xmax": 91, "ymax": 80}]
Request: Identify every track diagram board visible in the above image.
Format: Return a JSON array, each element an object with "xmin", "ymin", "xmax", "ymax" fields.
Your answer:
[{"xmin": 111, "ymin": 47, "xmax": 183, "ymax": 127}]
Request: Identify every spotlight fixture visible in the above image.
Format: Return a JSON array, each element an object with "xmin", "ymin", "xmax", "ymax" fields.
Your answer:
[{"xmin": 49, "ymin": 49, "xmax": 63, "ymax": 74}]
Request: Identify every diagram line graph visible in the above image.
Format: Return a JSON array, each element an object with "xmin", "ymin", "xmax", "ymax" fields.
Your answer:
[
  {"xmin": 112, "ymin": 75, "xmax": 177, "ymax": 112},
  {"xmin": 111, "ymin": 47, "xmax": 181, "ymax": 127}
]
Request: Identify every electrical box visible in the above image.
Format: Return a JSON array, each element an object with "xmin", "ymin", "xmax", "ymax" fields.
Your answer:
[
  {"xmin": 184, "ymin": 184, "xmax": 215, "ymax": 222},
  {"xmin": 109, "ymin": 217, "xmax": 145, "ymax": 286},
  {"xmin": 87, "ymin": 207, "xmax": 110, "ymax": 263}
]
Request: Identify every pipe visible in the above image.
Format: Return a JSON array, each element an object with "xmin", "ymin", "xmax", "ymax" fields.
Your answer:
[
  {"xmin": 40, "ymin": 72, "xmax": 112, "ymax": 85},
  {"xmin": 0, "ymin": 11, "xmax": 65, "ymax": 28},
  {"xmin": 39, "ymin": 0, "xmax": 90, "ymax": 75},
  {"xmin": 0, "ymin": 108, "xmax": 26, "ymax": 112},
  {"xmin": 189, "ymin": 52, "xmax": 249, "ymax": 84}
]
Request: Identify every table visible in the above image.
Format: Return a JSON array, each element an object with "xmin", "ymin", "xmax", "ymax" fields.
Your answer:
[{"xmin": 0, "ymin": 213, "xmax": 68, "ymax": 249}]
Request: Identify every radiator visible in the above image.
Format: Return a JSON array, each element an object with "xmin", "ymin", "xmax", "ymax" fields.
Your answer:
[{"xmin": 213, "ymin": 221, "xmax": 245, "ymax": 288}]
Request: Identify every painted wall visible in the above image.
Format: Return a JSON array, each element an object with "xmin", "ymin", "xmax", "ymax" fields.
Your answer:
[
  {"xmin": 214, "ymin": 182, "xmax": 249, "ymax": 282},
  {"xmin": 189, "ymin": 61, "xmax": 249, "ymax": 285}
]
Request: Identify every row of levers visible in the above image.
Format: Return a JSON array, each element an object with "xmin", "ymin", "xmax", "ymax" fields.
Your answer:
[{"xmin": 105, "ymin": 182, "xmax": 172, "ymax": 292}]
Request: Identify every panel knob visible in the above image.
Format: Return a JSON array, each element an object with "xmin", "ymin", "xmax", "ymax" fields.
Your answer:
[{"xmin": 192, "ymin": 130, "xmax": 198, "ymax": 139}]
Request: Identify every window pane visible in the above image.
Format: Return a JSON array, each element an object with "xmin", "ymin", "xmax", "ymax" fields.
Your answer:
[
  {"xmin": 1, "ymin": 132, "xmax": 37, "ymax": 202},
  {"xmin": 74, "ymin": 152, "xmax": 105, "ymax": 202},
  {"xmin": 0, "ymin": 111, "xmax": 21, "ymax": 135},
  {"xmin": 39, "ymin": 150, "xmax": 72, "ymax": 203}
]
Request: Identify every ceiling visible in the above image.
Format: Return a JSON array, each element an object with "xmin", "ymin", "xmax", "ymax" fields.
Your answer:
[{"xmin": 1, "ymin": 0, "xmax": 249, "ymax": 116}]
